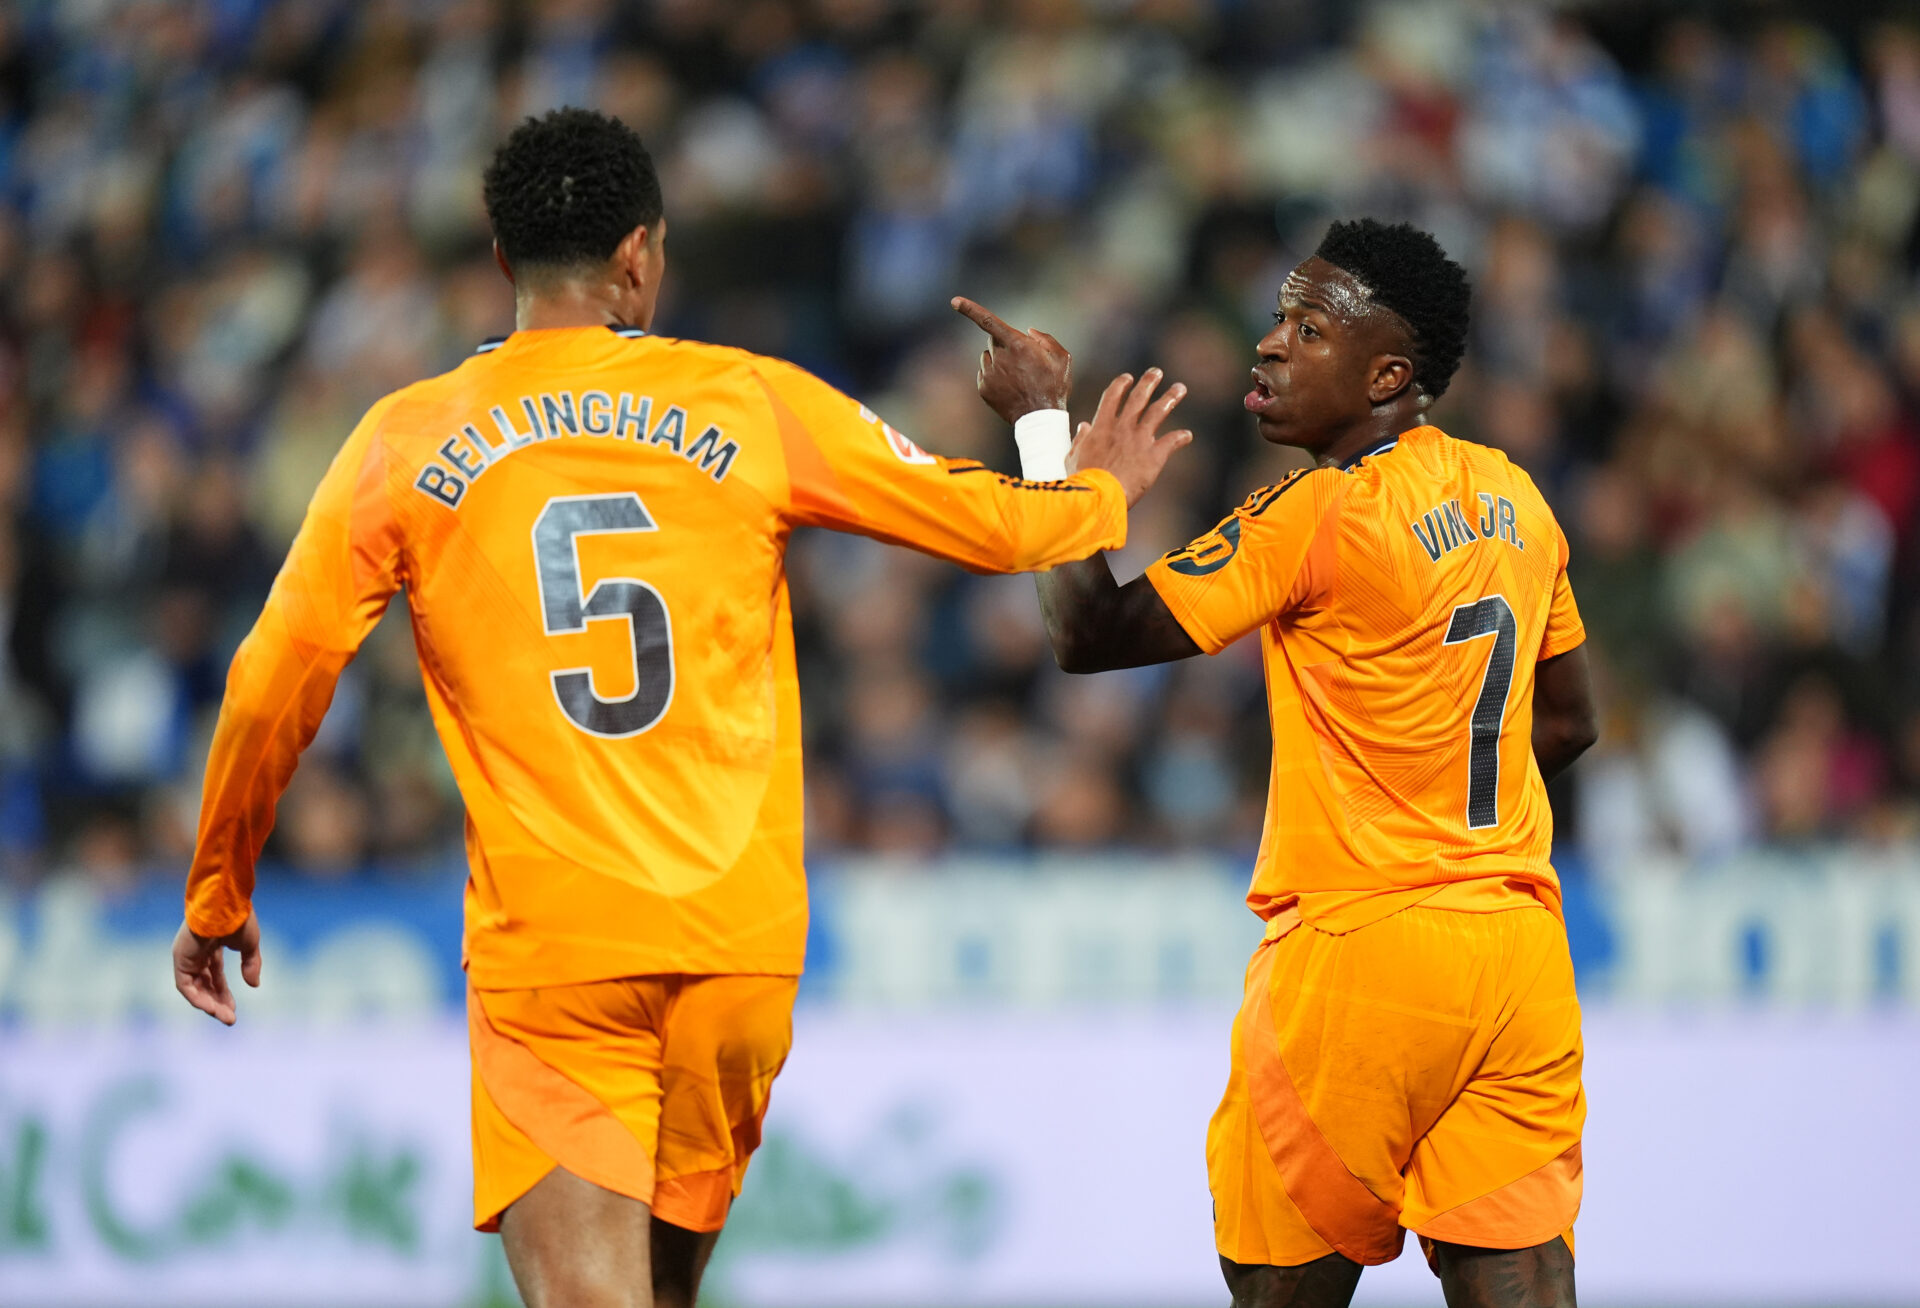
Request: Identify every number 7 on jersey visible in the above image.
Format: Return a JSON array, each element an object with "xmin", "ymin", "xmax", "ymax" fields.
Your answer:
[{"xmin": 1443, "ymin": 594, "xmax": 1517, "ymax": 830}]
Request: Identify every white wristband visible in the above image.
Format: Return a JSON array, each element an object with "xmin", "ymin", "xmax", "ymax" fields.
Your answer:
[{"xmin": 1013, "ymin": 408, "xmax": 1072, "ymax": 480}]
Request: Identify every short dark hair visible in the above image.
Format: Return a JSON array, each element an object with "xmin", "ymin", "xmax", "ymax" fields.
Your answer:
[
  {"xmin": 482, "ymin": 108, "xmax": 663, "ymax": 274},
  {"xmin": 1314, "ymin": 218, "xmax": 1471, "ymax": 400}
]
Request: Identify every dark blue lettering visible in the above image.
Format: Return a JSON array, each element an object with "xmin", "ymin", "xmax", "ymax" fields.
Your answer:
[{"xmin": 414, "ymin": 464, "xmax": 466, "ymax": 508}]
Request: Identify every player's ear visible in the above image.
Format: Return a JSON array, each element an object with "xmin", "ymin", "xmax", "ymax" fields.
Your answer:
[
  {"xmin": 618, "ymin": 221, "xmax": 663, "ymax": 291},
  {"xmin": 614, "ymin": 224, "xmax": 643, "ymax": 290},
  {"xmin": 493, "ymin": 240, "xmax": 515, "ymax": 286},
  {"xmin": 1368, "ymin": 353, "xmax": 1415, "ymax": 407}
]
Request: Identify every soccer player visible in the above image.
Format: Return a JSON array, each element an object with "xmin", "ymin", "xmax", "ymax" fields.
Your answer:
[
  {"xmin": 957, "ymin": 219, "xmax": 1597, "ymax": 1308},
  {"xmin": 170, "ymin": 108, "xmax": 1189, "ymax": 1308}
]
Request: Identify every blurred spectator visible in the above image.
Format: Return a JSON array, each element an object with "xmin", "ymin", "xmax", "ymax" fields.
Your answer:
[
  {"xmin": 1578, "ymin": 684, "xmax": 1752, "ymax": 867},
  {"xmin": 1753, "ymin": 674, "xmax": 1887, "ymax": 841},
  {"xmin": 0, "ymin": 0, "xmax": 1917, "ymax": 893}
]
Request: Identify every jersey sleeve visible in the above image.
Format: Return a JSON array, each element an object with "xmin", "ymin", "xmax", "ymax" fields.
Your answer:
[
  {"xmin": 1541, "ymin": 523, "xmax": 1586, "ymax": 659},
  {"xmin": 1144, "ymin": 469, "xmax": 1342, "ymax": 654},
  {"xmin": 751, "ymin": 358, "xmax": 1127, "ymax": 572},
  {"xmin": 183, "ymin": 401, "xmax": 406, "ymax": 937}
]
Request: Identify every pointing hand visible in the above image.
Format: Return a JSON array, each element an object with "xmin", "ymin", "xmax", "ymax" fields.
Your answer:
[{"xmin": 951, "ymin": 296, "xmax": 1073, "ymax": 424}]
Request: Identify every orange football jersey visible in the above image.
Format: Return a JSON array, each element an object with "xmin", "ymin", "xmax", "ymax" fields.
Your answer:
[
  {"xmin": 1146, "ymin": 425, "xmax": 1585, "ymax": 931},
  {"xmin": 184, "ymin": 326, "xmax": 1127, "ymax": 986}
]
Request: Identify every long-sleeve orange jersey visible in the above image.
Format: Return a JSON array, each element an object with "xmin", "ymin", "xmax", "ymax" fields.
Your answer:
[
  {"xmin": 185, "ymin": 326, "xmax": 1127, "ymax": 986},
  {"xmin": 1145, "ymin": 426, "xmax": 1586, "ymax": 932}
]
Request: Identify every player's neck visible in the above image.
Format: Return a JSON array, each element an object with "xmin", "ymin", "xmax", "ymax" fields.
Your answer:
[
  {"xmin": 1313, "ymin": 410, "xmax": 1427, "ymax": 469},
  {"xmin": 514, "ymin": 283, "xmax": 641, "ymax": 333}
]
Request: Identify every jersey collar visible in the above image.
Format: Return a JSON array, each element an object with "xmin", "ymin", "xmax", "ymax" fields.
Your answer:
[
  {"xmin": 1339, "ymin": 435, "xmax": 1400, "ymax": 471},
  {"xmin": 474, "ymin": 324, "xmax": 648, "ymax": 355}
]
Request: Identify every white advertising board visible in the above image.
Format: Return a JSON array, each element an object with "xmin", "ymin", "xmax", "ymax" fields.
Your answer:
[
  {"xmin": 0, "ymin": 1011, "xmax": 1915, "ymax": 1306},
  {"xmin": 0, "ymin": 1027, "xmax": 494, "ymax": 1307}
]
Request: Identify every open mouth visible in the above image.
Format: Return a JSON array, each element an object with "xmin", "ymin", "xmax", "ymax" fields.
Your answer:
[{"xmin": 1245, "ymin": 372, "xmax": 1280, "ymax": 415}]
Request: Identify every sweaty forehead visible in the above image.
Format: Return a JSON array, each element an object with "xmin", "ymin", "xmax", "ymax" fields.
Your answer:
[{"xmin": 1278, "ymin": 257, "xmax": 1379, "ymax": 325}]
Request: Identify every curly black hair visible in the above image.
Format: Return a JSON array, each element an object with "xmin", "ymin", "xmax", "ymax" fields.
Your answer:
[
  {"xmin": 482, "ymin": 108, "xmax": 663, "ymax": 274},
  {"xmin": 1314, "ymin": 218, "xmax": 1471, "ymax": 400}
]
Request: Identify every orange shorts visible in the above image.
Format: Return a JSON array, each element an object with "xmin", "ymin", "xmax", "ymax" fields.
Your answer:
[
  {"xmin": 467, "ymin": 972, "xmax": 798, "ymax": 1233},
  {"xmin": 1209, "ymin": 903, "xmax": 1583, "ymax": 1269}
]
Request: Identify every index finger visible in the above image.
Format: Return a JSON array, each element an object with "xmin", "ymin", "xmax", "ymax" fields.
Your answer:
[
  {"xmin": 206, "ymin": 951, "xmax": 236, "ymax": 1021},
  {"xmin": 950, "ymin": 297, "xmax": 1020, "ymax": 347},
  {"xmin": 1094, "ymin": 373, "xmax": 1133, "ymax": 423}
]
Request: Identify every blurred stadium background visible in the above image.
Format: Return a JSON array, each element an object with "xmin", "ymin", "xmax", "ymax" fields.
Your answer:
[{"xmin": 1, "ymin": 0, "xmax": 1917, "ymax": 1304}]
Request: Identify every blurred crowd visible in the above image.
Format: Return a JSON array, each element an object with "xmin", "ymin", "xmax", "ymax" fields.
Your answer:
[{"xmin": 2, "ymin": 0, "xmax": 1918, "ymax": 894}]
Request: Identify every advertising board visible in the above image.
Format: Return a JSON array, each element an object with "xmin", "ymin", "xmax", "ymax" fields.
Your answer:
[
  {"xmin": 3, "ymin": 1012, "xmax": 1918, "ymax": 1306},
  {"xmin": 2, "ymin": 853, "xmax": 1916, "ymax": 1304}
]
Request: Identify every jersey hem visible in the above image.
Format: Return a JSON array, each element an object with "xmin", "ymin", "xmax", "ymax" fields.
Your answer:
[
  {"xmin": 1144, "ymin": 563, "xmax": 1226, "ymax": 654},
  {"xmin": 1256, "ymin": 870, "xmax": 1563, "ymax": 935},
  {"xmin": 464, "ymin": 945, "xmax": 807, "ymax": 991},
  {"xmin": 1539, "ymin": 629, "xmax": 1587, "ymax": 661},
  {"xmin": 184, "ymin": 899, "xmax": 250, "ymax": 939},
  {"xmin": 1071, "ymin": 466, "xmax": 1129, "ymax": 544}
]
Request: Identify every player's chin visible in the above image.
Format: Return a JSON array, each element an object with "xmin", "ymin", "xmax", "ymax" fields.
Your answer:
[{"xmin": 1254, "ymin": 412, "xmax": 1294, "ymax": 444}]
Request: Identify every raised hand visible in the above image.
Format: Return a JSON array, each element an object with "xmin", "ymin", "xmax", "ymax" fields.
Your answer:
[
  {"xmin": 1067, "ymin": 369, "xmax": 1191, "ymax": 507},
  {"xmin": 172, "ymin": 909, "xmax": 263, "ymax": 1025},
  {"xmin": 951, "ymin": 296, "xmax": 1072, "ymax": 424}
]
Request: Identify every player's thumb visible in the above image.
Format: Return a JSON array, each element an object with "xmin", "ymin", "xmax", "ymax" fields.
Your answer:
[{"xmin": 239, "ymin": 913, "xmax": 263, "ymax": 987}]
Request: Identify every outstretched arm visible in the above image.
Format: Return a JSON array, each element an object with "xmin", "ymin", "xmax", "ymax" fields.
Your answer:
[
  {"xmin": 953, "ymin": 297, "xmax": 1200, "ymax": 673},
  {"xmin": 1532, "ymin": 643, "xmax": 1597, "ymax": 782},
  {"xmin": 755, "ymin": 349, "xmax": 1185, "ymax": 576}
]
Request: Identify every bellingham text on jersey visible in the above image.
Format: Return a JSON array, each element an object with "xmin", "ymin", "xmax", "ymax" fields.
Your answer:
[
  {"xmin": 1409, "ymin": 491, "xmax": 1526, "ymax": 563},
  {"xmin": 414, "ymin": 390, "xmax": 741, "ymax": 509}
]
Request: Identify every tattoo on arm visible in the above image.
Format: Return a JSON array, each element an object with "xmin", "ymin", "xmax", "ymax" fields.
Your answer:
[{"xmin": 1034, "ymin": 555, "xmax": 1201, "ymax": 673}]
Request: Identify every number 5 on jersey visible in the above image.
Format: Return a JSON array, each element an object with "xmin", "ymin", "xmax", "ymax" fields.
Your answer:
[{"xmin": 533, "ymin": 494, "xmax": 675, "ymax": 738}]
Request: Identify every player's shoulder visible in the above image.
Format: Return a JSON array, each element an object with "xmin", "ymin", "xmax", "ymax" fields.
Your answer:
[
  {"xmin": 359, "ymin": 337, "xmax": 529, "ymax": 418},
  {"xmin": 407, "ymin": 330, "xmax": 802, "ymax": 413},
  {"xmin": 1390, "ymin": 426, "xmax": 1568, "ymax": 566},
  {"xmin": 1375, "ymin": 425, "xmax": 1551, "ymax": 504},
  {"xmin": 347, "ymin": 373, "xmax": 445, "ymax": 446},
  {"xmin": 485, "ymin": 326, "xmax": 784, "ymax": 382},
  {"xmin": 1467, "ymin": 435, "xmax": 1550, "ymax": 506},
  {"xmin": 723, "ymin": 346, "xmax": 851, "ymax": 399},
  {"xmin": 643, "ymin": 336, "xmax": 857, "ymax": 411},
  {"xmin": 1232, "ymin": 464, "xmax": 1345, "ymax": 520},
  {"xmin": 634, "ymin": 331, "xmax": 767, "ymax": 375}
]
